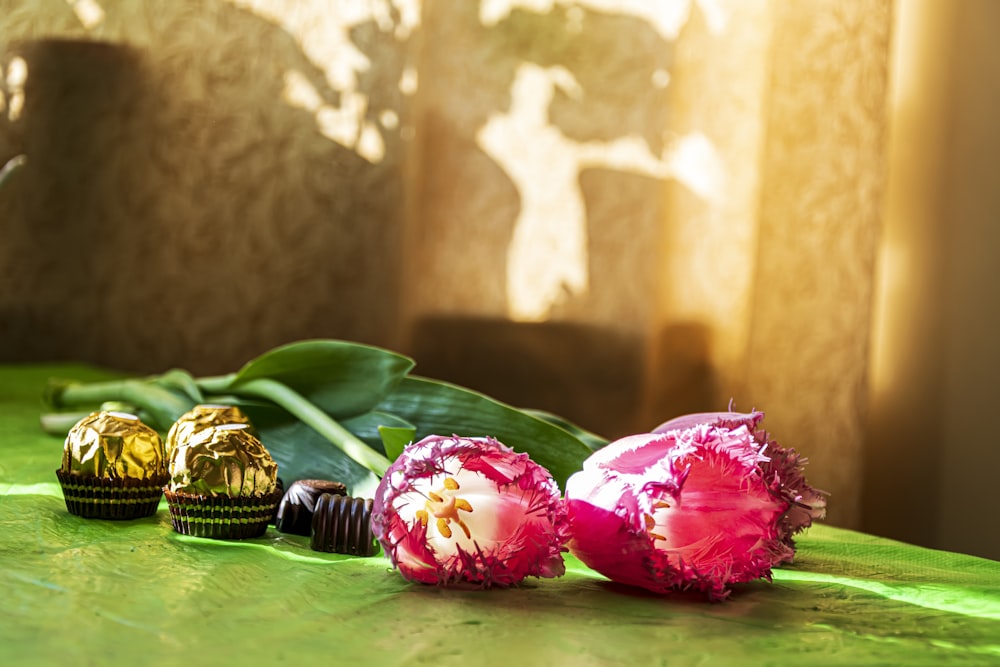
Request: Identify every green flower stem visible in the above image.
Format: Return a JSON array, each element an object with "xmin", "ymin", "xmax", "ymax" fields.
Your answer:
[
  {"xmin": 202, "ymin": 376, "xmax": 392, "ymax": 478},
  {"xmin": 47, "ymin": 373, "xmax": 391, "ymax": 476},
  {"xmin": 46, "ymin": 378, "xmax": 192, "ymax": 430},
  {"xmin": 39, "ymin": 410, "xmax": 95, "ymax": 437},
  {"xmin": 192, "ymin": 374, "xmax": 236, "ymax": 394}
]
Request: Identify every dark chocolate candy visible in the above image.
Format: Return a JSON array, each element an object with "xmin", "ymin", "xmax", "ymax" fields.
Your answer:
[
  {"xmin": 310, "ymin": 494, "xmax": 378, "ymax": 557},
  {"xmin": 273, "ymin": 479, "xmax": 347, "ymax": 535}
]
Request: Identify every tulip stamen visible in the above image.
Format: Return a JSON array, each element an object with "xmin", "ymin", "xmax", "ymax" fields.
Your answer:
[
  {"xmin": 644, "ymin": 513, "xmax": 668, "ymax": 542},
  {"xmin": 374, "ymin": 435, "xmax": 570, "ymax": 588},
  {"xmin": 423, "ymin": 477, "xmax": 474, "ymax": 541}
]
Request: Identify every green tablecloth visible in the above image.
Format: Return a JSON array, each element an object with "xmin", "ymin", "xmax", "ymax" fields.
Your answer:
[{"xmin": 2, "ymin": 364, "xmax": 998, "ymax": 666}]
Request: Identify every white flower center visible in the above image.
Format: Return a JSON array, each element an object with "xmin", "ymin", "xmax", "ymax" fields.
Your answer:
[
  {"xmin": 394, "ymin": 463, "xmax": 508, "ymax": 557},
  {"xmin": 415, "ymin": 476, "xmax": 474, "ymax": 540}
]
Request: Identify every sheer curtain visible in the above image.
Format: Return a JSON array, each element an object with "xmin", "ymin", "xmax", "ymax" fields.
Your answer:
[
  {"xmin": 399, "ymin": 0, "xmax": 1000, "ymax": 557},
  {"xmin": 4, "ymin": 1, "xmax": 997, "ymax": 556},
  {"xmin": 400, "ymin": 0, "xmax": 892, "ymax": 531},
  {"xmin": 865, "ymin": 0, "xmax": 1000, "ymax": 560}
]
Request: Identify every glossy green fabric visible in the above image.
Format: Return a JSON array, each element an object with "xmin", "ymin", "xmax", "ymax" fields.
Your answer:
[{"xmin": 2, "ymin": 364, "xmax": 998, "ymax": 666}]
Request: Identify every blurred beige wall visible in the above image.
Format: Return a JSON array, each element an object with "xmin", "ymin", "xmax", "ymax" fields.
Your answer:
[{"xmin": 0, "ymin": 0, "xmax": 414, "ymax": 374}]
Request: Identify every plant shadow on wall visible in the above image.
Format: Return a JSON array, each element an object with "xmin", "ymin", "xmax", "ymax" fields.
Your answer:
[
  {"xmin": 407, "ymin": 2, "xmax": 719, "ymax": 438},
  {"xmin": 0, "ymin": 0, "xmax": 719, "ymax": 440},
  {"xmin": 0, "ymin": 0, "xmax": 414, "ymax": 375}
]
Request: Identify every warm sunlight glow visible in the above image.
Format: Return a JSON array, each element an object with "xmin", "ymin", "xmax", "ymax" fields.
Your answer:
[
  {"xmin": 282, "ymin": 69, "xmax": 323, "ymax": 112},
  {"xmin": 66, "ymin": 0, "xmax": 106, "ymax": 30},
  {"xmin": 476, "ymin": 64, "xmax": 587, "ymax": 321},
  {"xmin": 5, "ymin": 56, "xmax": 27, "ymax": 122},
  {"xmin": 477, "ymin": 62, "xmax": 722, "ymax": 321},
  {"xmin": 869, "ymin": 0, "xmax": 940, "ymax": 399},
  {"xmin": 480, "ymin": 0, "xmax": 728, "ymax": 39},
  {"xmin": 399, "ymin": 65, "xmax": 418, "ymax": 95},
  {"xmin": 232, "ymin": 0, "xmax": 421, "ymax": 164},
  {"xmin": 664, "ymin": 132, "xmax": 724, "ymax": 202},
  {"xmin": 379, "ymin": 109, "xmax": 399, "ymax": 130}
]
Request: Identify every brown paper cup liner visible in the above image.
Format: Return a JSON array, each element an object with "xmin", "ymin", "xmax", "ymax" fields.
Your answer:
[
  {"xmin": 56, "ymin": 470, "xmax": 168, "ymax": 520},
  {"xmin": 164, "ymin": 488, "xmax": 282, "ymax": 540}
]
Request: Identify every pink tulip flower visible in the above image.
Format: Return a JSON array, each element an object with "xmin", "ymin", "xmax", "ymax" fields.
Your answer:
[
  {"xmin": 654, "ymin": 411, "xmax": 827, "ymax": 550},
  {"xmin": 565, "ymin": 411, "xmax": 826, "ymax": 600},
  {"xmin": 372, "ymin": 435, "xmax": 570, "ymax": 588}
]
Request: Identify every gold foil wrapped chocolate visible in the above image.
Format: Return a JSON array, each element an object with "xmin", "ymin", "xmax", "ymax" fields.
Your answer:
[
  {"xmin": 165, "ymin": 404, "xmax": 255, "ymax": 458},
  {"xmin": 60, "ymin": 411, "xmax": 166, "ymax": 480},
  {"xmin": 168, "ymin": 424, "xmax": 278, "ymax": 497}
]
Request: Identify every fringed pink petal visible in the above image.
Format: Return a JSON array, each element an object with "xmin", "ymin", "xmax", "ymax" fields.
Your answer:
[
  {"xmin": 371, "ymin": 435, "xmax": 569, "ymax": 588},
  {"xmin": 653, "ymin": 410, "xmax": 764, "ymax": 435},
  {"xmin": 565, "ymin": 470, "xmax": 661, "ymax": 591},
  {"xmin": 657, "ymin": 408, "xmax": 828, "ymax": 555},
  {"xmin": 754, "ymin": 432, "xmax": 828, "ymax": 556},
  {"xmin": 566, "ymin": 418, "xmax": 817, "ymax": 601}
]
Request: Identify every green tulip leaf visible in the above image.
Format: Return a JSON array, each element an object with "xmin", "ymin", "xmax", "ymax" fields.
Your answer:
[
  {"xmin": 374, "ymin": 376, "xmax": 596, "ymax": 489},
  {"xmin": 41, "ymin": 339, "xmax": 604, "ymax": 488},
  {"xmin": 378, "ymin": 426, "xmax": 417, "ymax": 462},
  {"xmin": 151, "ymin": 368, "xmax": 205, "ymax": 404},
  {"xmin": 521, "ymin": 408, "xmax": 609, "ymax": 452},
  {"xmin": 235, "ymin": 401, "xmax": 376, "ymax": 493},
  {"xmin": 45, "ymin": 376, "xmax": 195, "ymax": 432},
  {"xmin": 339, "ymin": 411, "xmax": 415, "ymax": 454},
  {"xmin": 226, "ymin": 339, "xmax": 415, "ymax": 418}
]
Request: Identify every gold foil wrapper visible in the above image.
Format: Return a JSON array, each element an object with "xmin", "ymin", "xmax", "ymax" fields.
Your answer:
[
  {"xmin": 60, "ymin": 411, "xmax": 166, "ymax": 480},
  {"xmin": 165, "ymin": 404, "xmax": 255, "ymax": 458},
  {"xmin": 168, "ymin": 424, "xmax": 278, "ymax": 497}
]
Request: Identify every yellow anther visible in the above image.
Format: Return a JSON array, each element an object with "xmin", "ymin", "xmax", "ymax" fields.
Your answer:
[
  {"xmin": 429, "ymin": 495, "xmax": 456, "ymax": 518},
  {"xmin": 419, "ymin": 478, "xmax": 475, "ymax": 541},
  {"xmin": 654, "ymin": 500, "xmax": 672, "ymax": 510},
  {"xmin": 645, "ymin": 512, "xmax": 667, "ymax": 541}
]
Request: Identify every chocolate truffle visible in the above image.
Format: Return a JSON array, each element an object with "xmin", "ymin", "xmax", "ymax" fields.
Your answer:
[
  {"xmin": 274, "ymin": 479, "xmax": 347, "ymax": 535},
  {"xmin": 310, "ymin": 493, "xmax": 379, "ymax": 556},
  {"xmin": 56, "ymin": 410, "xmax": 168, "ymax": 520},
  {"xmin": 165, "ymin": 404, "xmax": 255, "ymax": 459},
  {"xmin": 164, "ymin": 423, "xmax": 281, "ymax": 539}
]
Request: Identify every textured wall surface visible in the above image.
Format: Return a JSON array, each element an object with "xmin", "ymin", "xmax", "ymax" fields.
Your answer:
[
  {"xmin": 0, "ymin": 1, "xmax": 896, "ymax": 530},
  {"xmin": 401, "ymin": 1, "xmax": 680, "ymax": 439},
  {"xmin": 401, "ymin": 0, "xmax": 893, "ymax": 529},
  {"xmin": 745, "ymin": 0, "xmax": 893, "ymax": 529},
  {"xmin": 1, "ymin": 0, "xmax": 413, "ymax": 374}
]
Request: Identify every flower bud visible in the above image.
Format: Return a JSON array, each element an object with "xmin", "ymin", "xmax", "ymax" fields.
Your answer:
[
  {"xmin": 372, "ymin": 435, "xmax": 570, "ymax": 588},
  {"xmin": 566, "ymin": 411, "xmax": 825, "ymax": 600}
]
